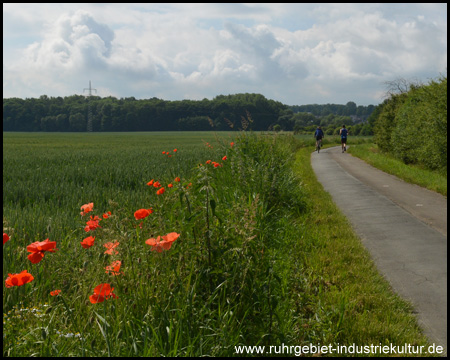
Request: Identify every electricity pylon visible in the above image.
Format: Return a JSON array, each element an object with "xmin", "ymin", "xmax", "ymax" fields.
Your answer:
[{"xmin": 83, "ymin": 80, "xmax": 97, "ymax": 132}]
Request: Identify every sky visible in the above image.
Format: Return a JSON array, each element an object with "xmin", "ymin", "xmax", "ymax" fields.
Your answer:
[{"xmin": 3, "ymin": 3, "xmax": 447, "ymax": 106}]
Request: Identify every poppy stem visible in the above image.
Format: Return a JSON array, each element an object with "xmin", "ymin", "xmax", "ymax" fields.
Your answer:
[
  {"xmin": 184, "ymin": 192, "xmax": 197, "ymax": 245},
  {"xmin": 205, "ymin": 185, "xmax": 213, "ymax": 293},
  {"xmin": 205, "ymin": 184, "xmax": 211, "ymax": 270}
]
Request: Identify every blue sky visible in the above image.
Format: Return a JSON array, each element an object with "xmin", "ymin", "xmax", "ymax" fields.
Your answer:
[{"xmin": 3, "ymin": 3, "xmax": 447, "ymax": 106}]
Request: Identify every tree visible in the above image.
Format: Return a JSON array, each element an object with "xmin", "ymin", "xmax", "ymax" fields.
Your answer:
[
  {"xmin": 69, "ymin": 113, "xmax": 86, "ymax": 132},
  {"xmin": 345, "ymin": 101, "xmax": 357, "ymax": 115},
  {"xmin": 383, "ymin": 77, "xmax": 423, "ymax": 98}
]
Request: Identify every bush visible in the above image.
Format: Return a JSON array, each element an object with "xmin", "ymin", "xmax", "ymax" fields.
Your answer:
[
  {"xmin": 391, "ymin": 76, "xmax": 447, "ymax": 172},
  {"xmin": 373, "ymin": 93, "xmax": 408, "ymax": 152}
]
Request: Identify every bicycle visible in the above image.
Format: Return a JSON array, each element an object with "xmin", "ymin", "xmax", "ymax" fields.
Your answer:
[{"xmin": 316, "ymin": 138, "xmax": 322, "ymax": 153}]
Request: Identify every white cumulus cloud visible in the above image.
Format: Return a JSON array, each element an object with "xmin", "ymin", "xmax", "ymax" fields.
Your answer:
[{"xmin": 3, "ymin": 3, "xmax": 447, "ymax": 105}]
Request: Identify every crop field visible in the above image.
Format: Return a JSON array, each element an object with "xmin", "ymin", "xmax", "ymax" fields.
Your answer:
[
  {"xmin": 3, "ymin": 131, "xmax": 306, "ymax": 356},
  {"xmin": 3, "ymin": 132, "xmax": 237, "ymax": 242}
]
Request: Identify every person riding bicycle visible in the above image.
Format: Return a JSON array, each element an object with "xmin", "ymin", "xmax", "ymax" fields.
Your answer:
[
  {"xmin": 314, "ymin": 126, "xmax": 324, "ymax": 152},
  {"xmin": 340, "ymin": 124, "xmax": 348, "ymax": 153}
]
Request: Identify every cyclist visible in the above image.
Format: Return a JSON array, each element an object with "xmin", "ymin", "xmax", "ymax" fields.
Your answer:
[
  {"xmin": 340, "ymin": 124, "xmax": 348, "ymax": 153},
  {"xmin": 314, "ymin": 126, "xmax": 324, "ymax": 152}
]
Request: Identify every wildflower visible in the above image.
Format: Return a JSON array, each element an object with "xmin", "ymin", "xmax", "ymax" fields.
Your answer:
[
  {"xmin": 173, "ymin": 149, "xmax": 177, "ymax": 152},
  {"xmin": 84, "ymin": 216, "xmax": 101, "ymax": 232},
  {"xmin": 27, "ymin": 239, "xmax": 58, "ymax": 264},
  {"xmin": 105, "ymin": 260, "xmax": 123, "ymax": 276},
  {"xmin": 50, "ymin": 290, "xmax": 61, "ymax": 296},
  {"xmin": 153, "ymin": 181, "xmax": 161, "ymax": 188},
  {"xmin": 3, "ymin": 233, "xmax": 10, "ymax": 245},
  {"xmin": 102, "ymin": 211, "xmax": 112, "ymax": 219},
  {"xmin": 134, "ymin": 208, "xmax": 153, "ymax": 220},
  {"xmin": 222, "ymin": 156, "xmax": 227, "ymax": 161},
  {"xmin": 230, "ymin": 142, "xmax": 234, "ymax": 147},
  {"xmin": 89, "ymin": 283, "xmax": 118, "ymax": 304},
  {"xmin": 80, "ymin": 202, "xmax": 94, "ymax": 216},
  {"xmin": 162, "ymin": 151, "xmax": 166, "ymax": 154},
  {"xmin": 206, "ymin": 160, "xmax": 211, "ymax": 164},
  {"xmin": 213, "ymin": 162, "xmax": 221, "ymax": 168},
  {"xmin": 174, "ymin": 177, "xmax": 181, "ymax": 182},
  {"xmin": 81, "ymin": 236, "xmax": 95, "ymax": 249},
  {"xmin": 156, "ymin": 187, "xmax": 165, "ymax": 195},
  {"xmin": 104, "ymin": 242, "xmax": 119, "ymax": 255},
  {"xmin": 5, "ymin": 270, "xmax": 34, "ymax": 288},
  {"xmin": 168, "ymin": 183, "xmax": 173, "ymax": 188},
  {"xmin": 145, "ymin": 232, "xmax": 180, "ymax": 253},
  {"xmin": 147, "ymin": 179, "xmax": 154, "ymax": 186}
]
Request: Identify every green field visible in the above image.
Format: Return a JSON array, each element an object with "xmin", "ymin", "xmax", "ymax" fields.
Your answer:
[{"xmin": 3, "ymin": 132, "xmax": 430, "ymax": 357}]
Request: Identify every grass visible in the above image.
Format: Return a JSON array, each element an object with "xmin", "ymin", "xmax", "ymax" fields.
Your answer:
[
  {"xmin": 347, "ymin": 143, "xmax": 447, "ymax": 196},
  {"xmin": 3, "ymin": 131, "xmax": 437, "ymax": 357}
]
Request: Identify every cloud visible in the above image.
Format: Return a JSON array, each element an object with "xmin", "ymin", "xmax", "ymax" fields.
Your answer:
[{"xmin": 3, "ymin": 4, "xmax": 447, "ymax": 105}]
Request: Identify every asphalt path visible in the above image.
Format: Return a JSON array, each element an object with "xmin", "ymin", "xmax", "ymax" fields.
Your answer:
[{"xmin": 311, "ymin": 145, "xmax": 447, "ymax": 353}]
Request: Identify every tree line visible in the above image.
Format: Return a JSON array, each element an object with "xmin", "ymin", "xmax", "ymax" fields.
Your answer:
[
  {"xmin": 3, "ymin": 93, "xmax": 375, "ymax": 134},
  {"xmin": 372, "ymin": 75, "xmax": 447, "ymax": 173}
]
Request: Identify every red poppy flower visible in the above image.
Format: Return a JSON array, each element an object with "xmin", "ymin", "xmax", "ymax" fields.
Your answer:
[
  {"xmin": 89, "ymin": 283, "xmax": 118, "ymax": 304},
  {"xmin": 222, "ymin": 156, "xmax": 227, "ymax": 161},
  {"xmin": 102, "ymin": 211, "xmax": 111, "ymax": 219},
  {"xmin": 5, "ymin": 270, "xmax": 34, "ymax": 288},
  {"xmin": 80, "ymin": 202, "xmax": 94, "ymax": 216},
  {"xmin": 230, "ymin": 142, "xmax": 234, "ymax": 147},
  {"xmin": 105, "ymin": 260, "xmax": 123, "ymax": 276},
  {"xmin": 162, "ymin": 151, "xmax": 166, "ymax": 154},
  {"xmin": 153, "ymin": 181, "xmax": 161, "ymax": 188},
  {"xmin": 3, "ymin": 233, "xmax": 10, "ymax": 245},
  {"xmin": 50, "ymin": 289, "xmax": 61, "ymax": 296},
  {"xmin": 174, "ymin": 177, "xmax": 181, "ymax": 182},
  {"xmin": 84, "ymin": 215, "xmax": 101, "ymax": 231},
  {"xmin": 168, "ymin": 183, "xmax": 173, "ymax": 188},
  {"xmin": 134, "ymin": 208, "xmax": 153, "ymax": 220},
  {"xmin": 27, "ymin": 239, "xmax": 58, "ymax": 264},
  {"xmin": 173, "ymin": 149, "xmax": 177, "ymax": 152},
  {"xmin": 147, "ymin": 179, "xmax": 154, "ymax": 186},
  {"xmin": 104, "ymin": 242, "xmax": 120, "ymax": 255},
  {"xmin": 81, "ymin": 236, "xmax": 95, "ymax": 249},
  {"xmin": 156, "ymin": 187, "xmax": 165, "ymax": 195},
  {"xmin": 145, "ymin": 232, "xmax": 180, "ymax": 253}
]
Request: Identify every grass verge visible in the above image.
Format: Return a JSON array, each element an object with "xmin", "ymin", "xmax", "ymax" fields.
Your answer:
[
  {"xmin": 288, "ymin": 146, "xmax": 434, "ymax": 356},
  {"xmin": 347, "ymin": 143, "xmax": 447, "ymax": 196}
]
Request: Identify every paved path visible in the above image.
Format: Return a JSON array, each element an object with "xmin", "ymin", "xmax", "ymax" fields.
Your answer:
[{"xmin": 311, "ymin": 146, "xmax": 447, "ymax": 353}]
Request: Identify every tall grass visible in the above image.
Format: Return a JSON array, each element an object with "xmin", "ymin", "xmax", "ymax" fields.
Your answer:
[{"xmin": 3, "ymin": 131, "xmax": 304, "ymax": 356}]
